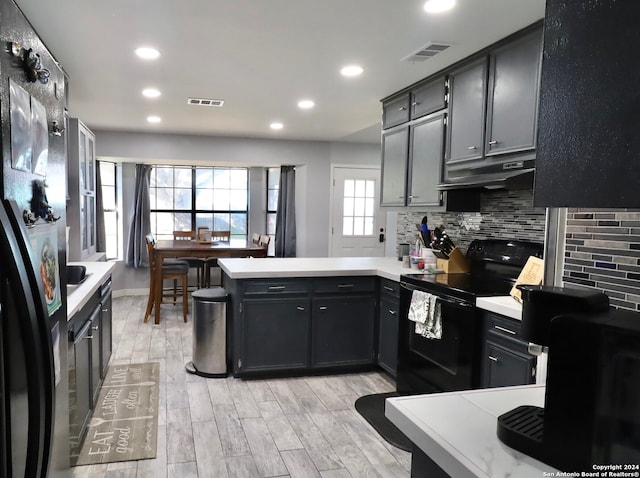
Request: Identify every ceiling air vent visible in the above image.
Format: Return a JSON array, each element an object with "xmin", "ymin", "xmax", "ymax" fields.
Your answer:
[
  {"xmin": 187, "ymin": 97, "xmax": 225, "ymax": 107},
  {"xmin": 402, "ymin": 42, "xmax": 452, "ymax": 62}
]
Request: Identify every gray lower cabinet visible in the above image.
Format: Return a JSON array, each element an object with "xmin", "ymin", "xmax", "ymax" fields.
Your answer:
[
  {"xmin": 70, "ymin": 317, "xmax": 92, "ymax": 445},
  {"xmin": 481, "ymin": 312, "xmax": 536, "ymax": 388},
  {"xmin": 231, "ymin": 276, "xmax": 377, "ymax": 376},
  {"xmin": 377, "ymin": 278, "xmax": 400, "ymax": 377},
  {"xmin": 239, "ymin": 298, "xmax": 310, "ymax": 373},
  {"xmin": 381, "ymin": 126, "xmax": 409, "ymax": 206},
  {"xmin": 311, "ymin": 296, "xmax": 376, "ymax": 367},
  {"xmin": 100, "ymin": 284, "xmax": 113, "ymax": 378},
  {"xmin": 88, "ymin": 304, "xmax": 102, "ymax": 405},
  {"xmin": 68, "ymin": 274, "xmax": 114, "ymax": 446}
]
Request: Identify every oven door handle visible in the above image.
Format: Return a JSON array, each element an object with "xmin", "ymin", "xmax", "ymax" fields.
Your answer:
[{"xmin": 437, "ymin": 296, "xmax": 474, "ymax": 308}]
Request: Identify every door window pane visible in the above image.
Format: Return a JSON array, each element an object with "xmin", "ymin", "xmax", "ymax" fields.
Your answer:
[{"xmin": 342, "ymin": 177, "xmax": 376, "ymax": 237}]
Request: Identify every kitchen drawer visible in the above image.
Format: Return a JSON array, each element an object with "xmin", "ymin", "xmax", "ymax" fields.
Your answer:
[
  {"xmin": 485, "ymin": 312, "xmax": 525, "ymax": 343},
  {"xmin": 242, "ymin": 279, "xmax": 310, "ymax": 295},
  {"xmin": 313, "ymin": 277, "xmax": 376, "ymax": 294},
  {"xmin": 379, "ymin": 278, "xmax": 401, "ymax": 300}
]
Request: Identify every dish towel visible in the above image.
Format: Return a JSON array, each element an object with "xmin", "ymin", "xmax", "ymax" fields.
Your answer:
[{"xmin": 408, "ymin": 290, "xmax": 442, "ymax": 339}]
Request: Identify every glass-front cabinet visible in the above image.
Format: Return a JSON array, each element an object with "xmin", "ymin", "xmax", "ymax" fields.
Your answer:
[{"xmin": 67, "ymin": 118, "xmax": 97, "ymax": 260}]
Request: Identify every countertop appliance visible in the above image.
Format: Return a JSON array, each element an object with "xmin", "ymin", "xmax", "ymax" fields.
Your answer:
[
  {"xmin": 1, "ymin": 2, "xmax": 69, "ymax": 474},
  {"xmin": 397, "ymin": 239, "xmax": 543, "ymax": 395},
  {"xmin": 497, "ymin": 285, "xmax": 639, "ymax": 471}
]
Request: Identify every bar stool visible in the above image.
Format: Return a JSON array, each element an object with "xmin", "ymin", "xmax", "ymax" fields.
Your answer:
[{"xmin": 143, "ymin": 234, "xmax": 189, "ymax": 323}]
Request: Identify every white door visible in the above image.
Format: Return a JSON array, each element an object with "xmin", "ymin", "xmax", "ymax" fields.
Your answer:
[{"xmin": 330, "ymin": 167, "xmax": 386, "ymax": 257}]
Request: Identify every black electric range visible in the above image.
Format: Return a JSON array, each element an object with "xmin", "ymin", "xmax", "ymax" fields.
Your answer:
[
  {"xmin": 401, "ymin": 239, "xmax": 544, "ymax": 302},
  {"xmin": 396, "ymin": 239, "xmax": 544, "ymax": 395}
]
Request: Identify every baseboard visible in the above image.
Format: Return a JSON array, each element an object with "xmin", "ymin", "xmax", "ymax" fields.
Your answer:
[{"xmin": 113, "ymin": 288, "xmax": 149, "ymax": 298}]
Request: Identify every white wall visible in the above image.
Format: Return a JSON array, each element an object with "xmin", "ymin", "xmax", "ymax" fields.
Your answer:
[{"xmin": 94, "ymin": 129, "xmax": 380, "ymax": 258}]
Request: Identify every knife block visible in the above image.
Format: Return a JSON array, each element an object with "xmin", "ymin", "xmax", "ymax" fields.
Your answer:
[{"xmin": 435, "ymin": 247, "xmax": 469, "ymax": 273}]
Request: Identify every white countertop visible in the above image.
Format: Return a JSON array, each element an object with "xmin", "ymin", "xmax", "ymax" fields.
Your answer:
[
  {"xmin": 218, "ymin": 256, "xmax": 421, "ymax": 281},
  {"xmin": 386, "ymin": 385, "xmax": 558, "ymax": 478},
  {"xmin": 67, "ymin": 261, "xmax": 116, "ymax": 318},
  {"xmin": 476, "ymin": 296, "xmax": 522, "ymax": 320}
]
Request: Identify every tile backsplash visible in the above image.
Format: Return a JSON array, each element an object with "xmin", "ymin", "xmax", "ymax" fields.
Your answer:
[
  {"xmin": 397, "ymin": 189, "xmax": 546, "ymax": 253},
  {"xmin": 563, "ymin": 209, "xmax": 640, "ymax": 311}
]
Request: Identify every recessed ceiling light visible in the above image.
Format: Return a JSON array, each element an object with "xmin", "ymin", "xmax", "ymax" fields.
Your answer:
[
  {"xmin": 423, "ymin": 0, "xmax": 456, "ymax": 13},
  {"xmin": 135, "ymin": 47, "xmax": 160, "ymax": 60},
  {"xmin": 270, "ymin": 122, "xmax": 284, "ymax": 130},
  {"xmin": 298, "ymin": 99, "xmax": 315, "ymax": 110},
  {"xmin": 340, "ymin": 65, "xmax": 364, "ymax": 77},
  {"xmin": 147, "ymin": 115, "xmax": 161, "ymax": 123},
  {"xmin": 142, "ymin": 88, "xmax": 161, "ymax": 98}
]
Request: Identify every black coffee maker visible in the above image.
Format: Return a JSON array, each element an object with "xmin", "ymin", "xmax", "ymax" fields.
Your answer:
[{"xmin": 497, "ymin": 285, "xmax": 640, "ymax": 470}]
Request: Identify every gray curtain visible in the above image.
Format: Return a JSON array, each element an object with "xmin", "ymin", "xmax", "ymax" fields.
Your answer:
[
  {"xmin": 274, "ymin": 165, "xmax": 296, "ymax": 257},
  {"xmin": 125, "ymin": 164, "xmax": 152, "ymax": 267},
  {"xmin": 95, "ymin": 160, "xmax": 106, "ymax": 253}
]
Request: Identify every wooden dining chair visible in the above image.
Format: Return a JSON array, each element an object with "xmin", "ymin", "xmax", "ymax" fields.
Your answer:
[
  {"xmin": 144, "ymin": 234, "xmax": 189, "ymax": 323},
  {"xmin": 205, "ymin": 230, "xmax": 231, "ymax": 286},
  {"xmin": 251, "ymin": 233, "xmax": 260, "ymax": 244},
  {"xmin": 173, "ymin": 230, "xmax": 206, "ymax": 288},
  {"xmin": 259, "ymin": 234, "xmax": 271, "ymax": 248}
]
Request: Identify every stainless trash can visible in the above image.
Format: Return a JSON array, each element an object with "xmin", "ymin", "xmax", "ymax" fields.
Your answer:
[{"xmin": 185, "ymin": 287, "xmax": 229, "ymax": 377}]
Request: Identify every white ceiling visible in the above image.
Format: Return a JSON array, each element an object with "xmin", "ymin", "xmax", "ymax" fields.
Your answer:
[{"xmin": 14, "ymin": 0, "xmax": 545, "ymax": 144}]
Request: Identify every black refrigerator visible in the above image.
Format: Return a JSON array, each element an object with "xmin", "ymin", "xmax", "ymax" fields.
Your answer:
[
  {"xmin": 0, "ymin": 200, "xmax": 57, "ymax": 478},
  {"xmin": 1, "ymin": 0, "xmax": 70, "ymax": 476}
]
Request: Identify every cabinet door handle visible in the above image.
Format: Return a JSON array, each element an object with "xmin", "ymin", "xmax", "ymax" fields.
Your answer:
[
  {"xmin": 398, "ymin": 106, "xmax": 407, "ymax": 111},
  {"xmin": 467, "ymin": 145, "xmax": 477, "ymax": 150},
  {"xmin": 389, "ymin": 310, "xmax": 396, "ymax": 315},
  {"xmin": 102, "ymin": 308, "xmax": 109, "ymax": 313},
  {"xmin": 383, "ymin": 286, "xmax": 395, "ymax": 292},
  {"xmin": 92, "ymin": 325, "xmax": 99, "ymax": 331},
  {"xmin": 489, "ymin": 140, "xmax": 499, "ymax": 145},
  {"xmin": 396, "ymin": 195, "xmax": 404, "ymax": 199},
  {"xmin": 268, "ymin": 285, "xmax": 286, "ymax": 290},
  {"xmin": 337, "ymin": 284, "xmax": 354, "ymax": 289},
  {"xmin": 319, "ymin": 306, "xmax": 328, "ymax": 310},
  {"xmin": 412, "ymin": 101, "xmax": 421, "ymax": 106},
  {"xmin": 296, "ymin": 306, "xmax": 305, "ymax": 311},
  {"xmin": 494, "ymin": 325, "xmax": 516, "ymax": 335},
  {"xmin": 489, "ymin": 356, "xmax": 499, "ymax": 362}
]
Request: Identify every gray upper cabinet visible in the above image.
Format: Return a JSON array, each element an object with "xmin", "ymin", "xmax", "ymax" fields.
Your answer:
[
  {"xmin": 382, "ymin": 95, "xmax": 411, "ymax": 129},
  {"xmin": 411, "ymin": 77, "xmax": 446, "ymax": 120},
  {"xmin": 445, "ymin": 59, "xmax": 488, "ymax": 165},
  {"xmin": 408, "ymin": 113, "xmax": 445, "ymax": 206},
  {"xmin": 485, "ymin": 29, "xmax": 542, "ymax": 157},
  {"xmin": 381, "ymin": 126, "xmax": 409, "ymax": 206}
]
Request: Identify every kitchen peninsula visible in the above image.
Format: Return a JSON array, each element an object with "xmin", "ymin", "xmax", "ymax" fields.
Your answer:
[{"xmin": 220, "ymin": 257, "xmax": 416, "ymax": 377}]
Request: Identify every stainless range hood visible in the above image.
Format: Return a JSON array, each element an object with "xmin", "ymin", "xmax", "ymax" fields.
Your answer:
[
  {"xmin": 439, "ymin": 157, "xmax": 535, "ymax": 190},
  {"xmin": 438, "ymin": 168, "xmax": 535, "ymax": 190}
]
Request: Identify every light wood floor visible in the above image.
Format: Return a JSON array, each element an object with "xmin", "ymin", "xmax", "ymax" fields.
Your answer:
[{"xmin": 71, "ymin": 296, "xmax": 411, "ymax": 478}]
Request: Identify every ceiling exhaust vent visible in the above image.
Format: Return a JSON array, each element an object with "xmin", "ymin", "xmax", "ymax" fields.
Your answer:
[
  {"xmin": 403, "ymin": 42, "xmax": 452, "ymax": 62},
  {"xmin": 187, "ymin": 98, "xmax": 225, "ymax": 107}
]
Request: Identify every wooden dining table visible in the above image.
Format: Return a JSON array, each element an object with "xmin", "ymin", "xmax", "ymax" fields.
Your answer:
[{"xmin": 152, "ymin": 239, "xmax": 267, "ymax": 324}]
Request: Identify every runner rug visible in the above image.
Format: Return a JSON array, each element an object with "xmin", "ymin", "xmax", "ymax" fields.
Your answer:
[{"xmin": 72, "ymin": 362, "xmax": 160, "ymax": 466}]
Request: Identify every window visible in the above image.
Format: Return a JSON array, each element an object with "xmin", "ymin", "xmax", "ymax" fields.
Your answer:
[
  {"xmin": 266, "ymin": 167, "xmax": 279, "ymax": 255},
  {"xmin": 149, "ymin": 165, "xmax": 248, "ymax": 242},
  {"xmin": 342, "ymin": 178, "xmax": 375, "ymax": 236},
  {"xmin": 100, "ymin": 161, "xmax": 119, "ymax": 260}
]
